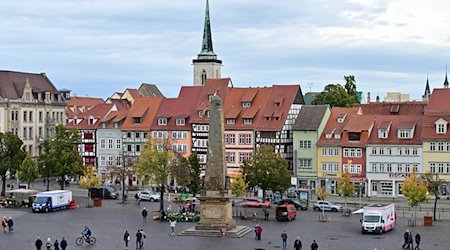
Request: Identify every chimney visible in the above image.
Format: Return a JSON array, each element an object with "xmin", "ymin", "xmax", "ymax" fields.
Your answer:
[{"xmin": 367, "ymin": 92, "xmax": 371, "ymax": 103}]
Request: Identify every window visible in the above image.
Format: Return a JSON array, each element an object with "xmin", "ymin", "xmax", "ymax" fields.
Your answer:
[
  {"xmin": 378, "ymin": 129, "xmax": 388, "ymax": 138},
  {"xmin": 397, "ymin": 164, "xmax": 403, "ymax": 173},
  {"xmin": 176, "ymin": 118, "xmax": 185, "ymax": 126},
  {"xmin": 29, "ymin": 111, "xmax": 33, "ymax": 122},
  {"xmin": 412, "ymin": 148, "xmax": 418, "ymax": 155},
  {"xmin": 343, "ymin": 148, "xmax": 362, "ymax": 157},
  {"xmin": 348, "ymin": 132, "xmax": 361, "ymax": 141},
  {"xmin": 371, "ymin": 148, "xmax": 377, "ymax": 155},
  {"xmin": 239, "ymin": 152, "xmax": 252, "ymax": 163},
  {"xmin": 158, "ymin": 118, "xmax": 167, "ymax": 125},
  {"xmin": 398, "ymin": 129, "xmax": 412, "ymax": 139},
  {"xmin": 116, "ymin": 139, "xmax": 121, "ymax": 149},
  {"xmin": 322, "ymin": 148, "xmax": 339, "ymax": 156},
  {"xmin": 430, "ymin": 142, "xmax": 436, "ymax": 151},
  {"xmin": 127, "ymin": 145, "xmax": 132, "ymax": 152},
  {"xmin": 85, "ymin": 144, "xmax": 94, "ymax": 152},
  {"xmin": 437, "ymin": 123, "xmax": 447, "ymax": 134},
  {"xmin": 387, "ymin": 164, "xmax": 392, "ymax": 172},
  {"xmin": 242, "ymin": 102, "xmax": 251, "ymax": 108},
  {"xmin": 136, "ymin": 144, "xmax": 141, "ymax": 152},
  {"xmin": 334, "ymin": 133, "xmax": 341, "ymax": 139},
  {"xmin": 84, "ymin": 132, "xmax": 93, "ymax": 140},
  {"xmin": 23, "ymin": 111, "xmax": 27, "ymax": 122},
  {"xmin": 299, "ymin": 140, "xmax": 311, "ymax": 149},
  {"xmin": 226, "ymin": 152, "xmax": 235, "ymax": 163},
  {"xmin": 405, "ymin": 164, "xmax": 411, "ymax": 173},
  {"xmin": 39, "ymin": 111, "xmax": 43, "ymax": 122},
  {"xmin": 227, "ymin": 119, "xmax": 235, "ymax": 125},
  {"xmin": 239, "ymin": 134, "xmax": 252, "ymax": 145},
  {"xmin": 133, "ymin": 117, "xmax": 141, "ymax": 124},
  {"xmin": 379, "ymin": 147, "xmax": 384, "ymax": 155},
  {"xmin": 438, "ymin": 142, "xmax": 444, "ymax": 151},
  {"xmin": 298, "ymin": 158, "xmax": 312, "ymax": 168},
  {"xmin": 379, "ymin": 164, "xmax": 385, "ymax": 172},
  {"xmin": 386, "ymin": 147, "xmax": 392, "ymax": 155},
  {"xmin": 371, "ymin": 164, "xmax": 377, "ymax": 172},
  {"xmin": 343, "ymin": 164, "xmax": 361, "ymax": 173},
  {"xmin": 198, "ymin": 110, "xmax": 204, "ymax": 117},
  {"xmin": 225, "ymin": 134, "xmax": 235, "ymax": 145},
  {"xmin": 243, "ymin": 118, "xmax": 252, "ymax": 124},
  {"xmin": 208, "ymin": 94, "xmax": 214, "ymax": 101},
  {"xmin": 430, "ymin": 163, "xmax": 436, "ymax": 173},
  {"xmin": 108, "ymin": 139, "xmax": 113, "ymax": 149},
  {"xmin": 100, "ymin": 139, "xmax": 106, "ymax": 149}
]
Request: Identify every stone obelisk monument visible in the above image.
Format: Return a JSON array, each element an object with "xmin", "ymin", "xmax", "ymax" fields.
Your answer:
[{"xmin": 195, "ymin": 95, "xmax": 236, "ymax": 230}]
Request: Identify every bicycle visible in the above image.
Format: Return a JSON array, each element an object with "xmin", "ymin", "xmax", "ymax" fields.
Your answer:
[{"xmin": 75, "ymin": 235, "xmax": 96, "ymax": 246}]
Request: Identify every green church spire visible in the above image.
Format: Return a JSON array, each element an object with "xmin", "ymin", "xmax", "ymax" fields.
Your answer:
[{"xmin": 199, "ymin": 0, "xmax": 216, "ymax": 57}]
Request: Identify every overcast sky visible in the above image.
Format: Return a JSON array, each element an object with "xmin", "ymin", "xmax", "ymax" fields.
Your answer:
[{"xmin": 1, "ymin": 0, "xmax": 450, "ymax": 100}]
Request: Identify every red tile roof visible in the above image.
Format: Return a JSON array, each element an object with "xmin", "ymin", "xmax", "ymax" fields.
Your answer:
[
  {"xmin": 66, "ymin": 96, "xmax": 104, "ymax": 107},
  {"xmin": 152, "ymin": 86, "xmax": 203, "ymax": 131},
  {"xmin": 368, "ymin": 115, "xmax": 423, "ymax": 145},
  {"xmin": 121, "ymin": 97, "xmax": 163, "ymax": 131},
  {"xmin": 343, "ymin": 115, "xmax": 375, "ymax": 133},
  {"xmin": 356, "ymin": 101, "xmax": 427, "ymax": 116},
  {"xmin": 426, "ymin": 88, "xmax": 450, "ymax": 116},
  {"xmin": 66, "ymin": 103, "xmax": 115, "ymax": 130},
  {"xmin": 317, "ymin": 107, "xmax": 359, "ymax": 146}
]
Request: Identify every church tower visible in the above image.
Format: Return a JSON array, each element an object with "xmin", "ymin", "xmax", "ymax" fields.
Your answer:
[
  {"xmin": 422, "ymin": 76, "xmax": 431, "ymax": 101},
  {"xmin": 193, "ymin": 0, "xmax": 222, "ymax": 86}
]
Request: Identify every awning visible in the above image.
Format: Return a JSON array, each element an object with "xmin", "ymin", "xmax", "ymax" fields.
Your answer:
[
  {"xmin": 352, "ymin": 208, "xmax": 364, "ymax": 214},
  {"xmin": 6, "ymin": 189, "xmax": 38, "ymax": 194}
]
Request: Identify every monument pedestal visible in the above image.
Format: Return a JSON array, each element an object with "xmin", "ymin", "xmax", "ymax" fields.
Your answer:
[{"xmin": 195, "ymin": 190, "xmax": 236, "ymax": 230}]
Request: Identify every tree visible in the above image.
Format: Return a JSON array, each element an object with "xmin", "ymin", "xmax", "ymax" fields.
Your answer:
[
  {"xmin": 18, "ymin": 154, "xmax": 38, "ymax": 187},
  {"xmin": 312, "ymin": 75, "xmax": 359, "ymax": 107},
  {"xmin": 337, "ymin": 169, "xmax": 355, "ymax": 208},
  {"xmin": 39, "ymin": 125, "xmax": 84, "ymax": 190},
  {"xmin": 173, "ymin": 154, "xmax": 191, "ymax": 188},
  {"xmin": 316, "ymin": 185, "xmax": 329, "ymax": 201},
  {"xmin": 231, "ymin": 174, "xmax": 248, "ymax": 198},
  {"xmin": 402, "ymin": 170, "xmax": 428, "ymax": 207},
  {"xmin": 188, "ymin": 153, "xmax": 201, "ymax": 197},
  {"xmin": 241, "ymin": 146, "xmax": 291, "ymax": 200},
  {"xmin": 423, "ymin": 173, "xmax": 443, "ymax": 221},
  {"xmin": 79, "ymin": 167, "xmax": 101, "ymax": 199},
  {"xmin": 0, "ymin": 132, "xmax": 25, "ymax": 196},
  {"xmin": 136, "ymin": 140, "xmax": 172, "ymax": 212}
]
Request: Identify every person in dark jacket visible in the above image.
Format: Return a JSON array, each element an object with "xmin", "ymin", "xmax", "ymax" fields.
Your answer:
[
  {"xmin": 415, "ymin": 232, "xmax": 421, "ymax": 250},
  {"xmin": 54, "ymin": 239, "xmax": 60, "ymax": 250},
  {"xmin": 7, "ymin": 217, "xmax": 13, "ymax": 232},
  {"xmin": 310, "ymin": 240, "xmax": 318, "ymax": 250},
  {"xmin": 142, "ymin": 207, "xmax": 148, "ymax": 222},
  {"xmin": 136, "ymin": 229, "xmax": 142, "ymax": 250},
  {"xmin": 35, "ymin": 237, "xmax": 43, "ymax": 250},
  {"xmin": 408, "ymin": 231, "xmax": 414, "ymax": 249},
  {"xmin": 124, "ymin": 230, "xmax": 130, "ymax": 249},
  {"xmin": 294, "ymin": 236, "xmax": 302, "ymax": 250},
  {"xmin": 60, "ymin": 237, "xmax": 67, "ymax": 250},
  {"xmin": 402, "ymin": 230, "xmax": 410, "ymax": 249}
]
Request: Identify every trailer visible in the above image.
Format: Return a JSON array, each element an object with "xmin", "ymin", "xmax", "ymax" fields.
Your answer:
[
  {"xmin": 32, "ymin": 190, "xmax": 72, "ymax": 213},
  {"xmin": 360, "ymin": 204, "xmax": 396, "ymax": 234}
]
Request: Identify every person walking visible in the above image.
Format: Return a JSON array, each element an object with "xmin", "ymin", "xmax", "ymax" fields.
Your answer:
[
  {"xmin": 124, "ymin": 230, "xmax": 130, "ymax": 249},
  {"xmin": 1, "ymin": 216, "xmax": 7, "ymax": 232},
  {"xmin": 402, "ymin": 230, "xmax": 410, "ymax": 249},
  {"xmin": 311, "ymin": 240, "xmax": 318, "ymax": 250},
  {"xmin": 7, "ymin": 217, "xmax": 13, "ymax": 232},
  {"xmin": 45, "ymin": 238, "xmax": 52, "ymax": 250},
  {"xmin": 142, "ymin": 207, "xmax": 148, "ymax": 222},
  {"xmin": 170, "ymin": 220, "xmax": 177, "ymax": 236},
  {"xmin": 60, "ymin": 237, "xmax": 67, "ymax": 250},
  {"xmin": 135, "ymin": 229, "xmax": 142, "ymax": 250},
  {"xmin": 408, "ymin": 231, "xmax": 414, "ymax": 249},
  {"xmin": 281, "ymin": 230, "xmax": 288, "ymax": 248},
  {"xmin": 53, "ymin": 239, "xmax": 59, "ymax": 250},
  {"xmin": 256, "ymin": 224, "xmax": 263, "ymax": 240},
  {"xmin": 139, "ymin": 229, "xmax": 147, "ymax": 249},
  {"xmin": 415, "ymin": 232, "xmax": 421, "ymax": 250},
  {"xmin": 35, "ymin": 237, "xmax": 43, "ymax": 250},
  {"xmin": 294, "ymin": 236, "xmax": 302, "ymax": 250}
]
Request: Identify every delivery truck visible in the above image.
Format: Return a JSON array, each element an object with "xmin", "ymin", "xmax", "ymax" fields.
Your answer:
[
  {"xmin": 361, "ymin": 204, "xmax": 396, "ymax": 234},
  {"xmin": 32, "ymin": 190, "xmax": 72, "ymax": 213}
]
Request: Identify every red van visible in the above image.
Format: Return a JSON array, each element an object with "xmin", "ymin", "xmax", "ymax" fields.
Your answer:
[{"xmin": 276, "ymin": 204, "xmax": 297, "ymax": 221}]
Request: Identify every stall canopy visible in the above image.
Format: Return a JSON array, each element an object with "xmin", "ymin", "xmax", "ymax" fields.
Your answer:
[{"xmin": 6, "ymin": 189, "xmax": 38, "ymax": 195}]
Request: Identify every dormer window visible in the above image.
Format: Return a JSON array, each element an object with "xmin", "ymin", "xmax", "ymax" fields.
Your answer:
[
  {"xmin": 158, "ymin": 118, "xmax": 167, "ymax": 125},
  {"xmin": 334, "ymin": 133, "xmax": 341, "ymax": 139},
  {"xmin": 198, "ymin": 110, "xmax": 204, "ymax": 118},
  {"xmin": 133, "ymin": 117, "xmax": 141, "ymax": 124},
  {"xmin": 337, "ymin": 113, "xmax": 347, "ymax": 123},
  {"xmin": 88, "ymin": 118, "xmax": 95, "ymax": 125},
  {"xmin": 398, "ymin": 129, "xmax": 412, "ymax": 139},
  {"xmin": 176, "ymin": 118, "xmax": 185, "ymax": 126},
  {"xmin": 208, "ymin": 95, "xmax": 214, "ymax": 101},
  {"xmin": 243, "ymin": 118, "xmax": 252, "ymax": 125},
  {"xmin": 227, "ymin": 119, "xmax": 235, "ymax": 125},
  {"xmin": 325, "ymin": 133, "xmax": 332, "ymax": 139},
  {"xmin": 242, "ymin": 102, "xmax": 251, "ymax": 108},
  {"xmin": 378, "ymin": 129, "xmax": 388, "ymax": 139},
  {"xmin": 348, "ymin": 132, "xmax": 361, "ymax": 141},
  {"xmin": 435, "ymin": 118, "xmax": 448, "ymax": 134}
]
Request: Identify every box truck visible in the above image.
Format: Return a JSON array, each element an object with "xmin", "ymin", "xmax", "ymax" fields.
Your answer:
[
  {"xmin": 32, "ymin": 190, "xmax": 72, "ymax": 213},
  {"xmin": 360, "ymin": 204, "xmax": 396, "ymax": 234}
]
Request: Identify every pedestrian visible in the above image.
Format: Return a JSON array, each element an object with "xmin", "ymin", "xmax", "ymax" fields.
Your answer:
[
  {"xmin": 1, "ymin": 216, "xmax": 7, "ymax": 232},
  {"xmin": 252, "ymin": 212, "xmax": 257, "ymax": 221},
  {"xmin": 294, "ymin": 236, "xmax": 302, "ymax": 250},
  {"xmin": 263, "ymin": 207, "xmax": 269, "ymax": 220},
  {"xmin": 256, "ymin": 224, "xmax": 263, "ymax": 240},
  {"xmin": 35, "ymin": 237, "xmax": 43, "ymax": 250},
  {"xmin": 45, "ymin": 238, "xmax": 52, "ymax": 250},
  {"xmin": 415, "ymin": 232, "xmax": 421, "ymax": 250},
  {"xmin": 281, "ymin": 229, "xmax": 288, "ymax": 248},
  {"xmin": 408, "ymin": 231, "xmax": 414, "ymax": 249},
  {"xmin": 311, "ymin": 240, "xmax": 318, "ymax": 250},
  {"xmin": 170, "ymin": 220, "xmax": 177, "ymax": 236},
  {"xmin": 7, "ymin": 217, "xmax": 13, "ymax": 232},
  {"xmin": 142, "ymin": 207, "xmax": 148, "ymax": 222},
  {"xmin": 135, "ymin": 193, "xmax": 141, "ymax": 205},
  {"xmin": 124, "ymin": 230, "xmax": 130, "ymax": 249},
  {"xmin": 60, "ymin": 237, "xmax": 67, "ymax": 250},
  {"xmin": 402, "ymin": 230, "xmax": 409, "ymax": 249},
  {"xmin": 54, "ymin": 239, "xmax": 59, "ymax": 250},
  {"xmin": 136, "ymin": 229, "xmax": 142, "ymax": 250},
  {"xmin": 140, "ymin": 229, "xmax": 147, "ymax": 249}
]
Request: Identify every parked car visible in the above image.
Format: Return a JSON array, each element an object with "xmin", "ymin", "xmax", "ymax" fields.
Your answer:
[
  {"xmin": 137, "ymin": 190, "xmax": 161, "ymax": 202},
  {"xmin": 89, "ymin": 187, "xmax": 119, "ymax": 199},
  {"xmin": 240, "ymin": 197, "xmax": 271, "ymax": 208},
  {"xmin": 277, "ymin": 199, "xmax": 308, "ymax": 210},
  {"xmin": 276, "ymin": 204, "xmax": 297, "ymax": 221},
  {"xmin": 313, "ymin": 201, "xmax": 342, "ymax": 212}
]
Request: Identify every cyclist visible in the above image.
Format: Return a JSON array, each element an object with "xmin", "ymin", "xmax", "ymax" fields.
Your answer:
[{"xmin": 82, "ymin": 226, "xmax": 92, "ymax": 240}]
